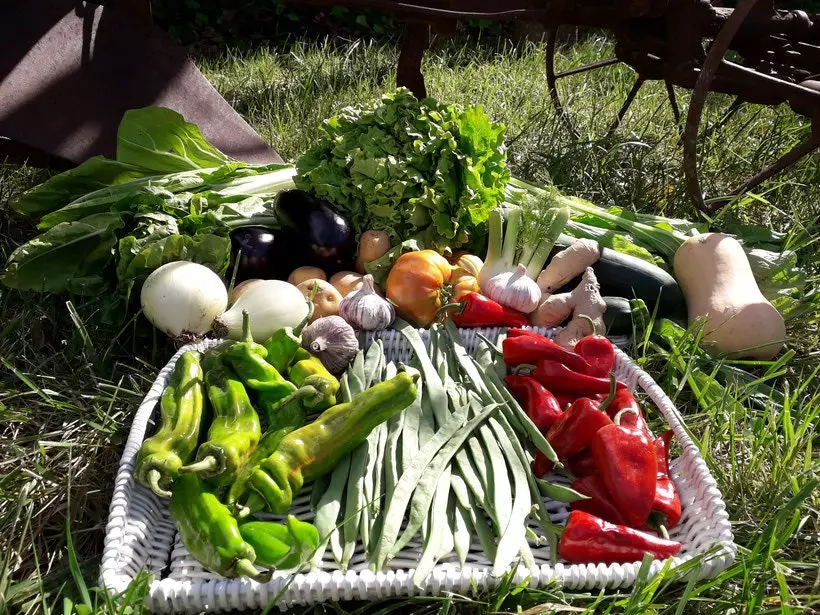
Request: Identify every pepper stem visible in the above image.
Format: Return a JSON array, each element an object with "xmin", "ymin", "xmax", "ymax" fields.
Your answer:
[
  {"xmin": 234, "ymin": 558, "xmax": 262, "ymax": 578},
  {"xmin": 578, "ymin": 314, "xmax": 597, "ymax": 335},
  {"xmin": 613, "ymin": 407, "xmax": 640, "ymax": 425},
  {"xmin": 147, "ymin": 469, "xmax": 172, "ymax": 498},
  {"xmin": 598, "ymin": 373, "xmax": 618, "ymax": 411},
  {"xmin": 658, "ymin": 524, "xmax": 670, "ymax": 540},
  {"xmin": 513, "ymin": 363, "xmax": 536, "ymax": 374},
  {"xmin": 179, "ymin": 456, "xmax": 219, "ymax": 475},
  {"xmin": 435, "ymin": 302, "xmax": 466, "ymax": 321},
  {"xmin": 266, "ymin": 385, "xmax": 319, "ymax": 414},
  {"xmin": 240, "ymin": 310, "xmax": 253, "ymax": 343},
  {"xmin": 244, "ymin": 492, "xmax": 266, "ymax": 515}
]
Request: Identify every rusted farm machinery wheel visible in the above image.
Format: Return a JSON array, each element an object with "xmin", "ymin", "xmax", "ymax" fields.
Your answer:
[{"xmin": 543, "ymin": 0, "xmax": 820, "ymax": 214}]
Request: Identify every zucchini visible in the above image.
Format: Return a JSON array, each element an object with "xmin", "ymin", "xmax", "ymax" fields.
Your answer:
[
  {"xmin": 551, "ymin": 247, "xmax": 687, "ymax": 321},
  {"xmin": 602, "ymin": 296, "xmax": 633, "ymax": 336}
]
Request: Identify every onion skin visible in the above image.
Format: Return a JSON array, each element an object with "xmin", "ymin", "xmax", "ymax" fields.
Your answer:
[
  {"xmin": 141, "ymin": 261, "xmax": 228, "ymax": 340},
  {"xmin": 214, "ymin": 280, "xmax": 309, "ymax": 341}
]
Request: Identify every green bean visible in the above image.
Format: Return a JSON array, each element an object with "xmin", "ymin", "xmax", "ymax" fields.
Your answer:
[
  {"xmin": 383, "ymin": 401, "xmax": 405, "ymax": 504},
  {"xmin": 359, "ymin": 423, "xmax": 381, "ymax": 554},
  {"xmin": 390, "ymin": 401, "xmax": 498, "ymax": 558},
  {"xmin": 372, "ymin": 398, "xmax": 470, "ymax": 569},
  {"xmin": 310, "ymin": 473, "xmax": 331, "ymax": 512},
  {"xmin": 399, "ymin": 371, "xmax": 422, "ymax": 470},
  {"xmin": 396, "ymin": 320, "xmax": 445, "ymax": 431},
  {"xmin": 341, "ymin": 440, "xmax": 368, "ymax": 570},
  {"xmin": 463, "ymin": 491, "xmax": 497, "ymax": 564},
  {"xmin": 413, "ymin": 465, "xmax": 452, "ymax": 587},
  {"xmin": 476, "ymin": 418, "xmax": 512, "ymax": 532},
  {"xmin": 487, "ymin": 415, "xmax": 534, "ymax": 576},
  {"xmin": 311, "ymin": 453, "xmax": 351, "ymax": 569},
  {"xmin": 363, "ymin": 339, "xmax": 384, "ymax": 389},
  {"xmin": 451, "ymin": 495, "xmax": 470, "ymax": 568},
  {"xmin": 347, "ymin": 350, "xmax": 366, "ymax": 396}
]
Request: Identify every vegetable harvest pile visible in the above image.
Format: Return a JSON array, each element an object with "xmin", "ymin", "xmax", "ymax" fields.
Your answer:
[{"xmin": 3, "ymin": 89, "xmax": 814, "ymax": 585}]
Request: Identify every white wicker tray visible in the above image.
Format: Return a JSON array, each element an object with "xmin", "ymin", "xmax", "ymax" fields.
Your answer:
[{"xmin": 99, "ymin": 327, "xmax": 736, "ymax": 613}]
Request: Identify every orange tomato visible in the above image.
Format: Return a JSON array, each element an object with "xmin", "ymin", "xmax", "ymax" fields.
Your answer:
[
  {"xmin": 451, "ymin": 274, "xmax": 480, "ymax": 301},
  {"xmin": 386, "ymin": 250, "xmax": 453, "ymax": 327}
]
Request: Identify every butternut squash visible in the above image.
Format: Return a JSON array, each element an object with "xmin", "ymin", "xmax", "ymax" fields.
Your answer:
[{"xmin": 673, "ymin": 233, "xmax": 785, "ymax": 359}]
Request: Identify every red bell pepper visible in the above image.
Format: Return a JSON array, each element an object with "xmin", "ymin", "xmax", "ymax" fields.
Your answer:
[
  {"xmin": 570, "ymin": 474, "xmax": 628, "ymax": 525},
  {"xmin": 591, "ymin": 408, "xmax": 658, "ymax": 527},
  {"xmin": 439, "ymin": 292, "xmax": 528, "ymax": 328},
  {"xmin": 648, "ymin": 430, "xmax": 682, "ymax": 532},
  {"xmin": 573, "ymin": 317, "xmax": 616, "ymax": 377},
  {"xmin": 503, "ymin": 335, "xmax": 592, "ymax": 374},
  {"xmin": 566, "ymin": 449, "xmax": 597, "ymax": 478},
  {"xmin": 518, "ymin": 360, "xmax": 626, "ymax": 396},
  {"xmin": 533, "ymin": 450, "xmax": 553, "ymax": 477},
  {"xmin": 545, "ymin": 380, "xmax": 618, "ymax": 460},
  {"xmin": 559, "ymin": 510, "xmax": 682, "ymax": 564},
  {"xmin": 504, "ymin": 375, "xmax": 563, "ymax": 432},
  {"xmin": 554, "ymin": 392, "xmax": 578, "ymax": 411},
  {"xmin": 604, "ymin": 389, "xmax": 650, "ymax": 436}
]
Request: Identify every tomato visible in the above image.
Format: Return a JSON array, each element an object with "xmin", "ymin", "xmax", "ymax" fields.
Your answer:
[{"xmin": 386, "ymin": 250, "xmax": 453, "ymax": 327}]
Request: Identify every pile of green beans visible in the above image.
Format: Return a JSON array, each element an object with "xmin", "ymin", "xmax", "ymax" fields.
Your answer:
[{"xmin": 310, "ymin": 320, "xmax": 578, "ymax": 586}]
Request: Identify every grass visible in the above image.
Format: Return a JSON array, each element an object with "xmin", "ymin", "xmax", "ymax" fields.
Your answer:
[{"xmin": 1, "ymin": 34, "xmax": 819, "ymax": 614}]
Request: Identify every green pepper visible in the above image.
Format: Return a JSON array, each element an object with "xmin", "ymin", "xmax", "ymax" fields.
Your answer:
[
  {"xmin": 179, "ymin": 350, "xmax": 261, "ymax": 486},
  {"xmin": 238, "ymin": 515, "xmax": 319, "ymax": 569},
  {"xmin": 135, "ymin": 351, "xmax": 206, "ymax": 498},
  {"xmin": 169, "ymin": 472, "xmax": 261, "ymax": 578},
  {"xmin": 262, "ymin": 301, "xmax": 314, "ymax": 373},
  {"xmin": 224, "ymin": 312, "xmax": 298, "ymax": 402},
  {"xmin": 226, "ymin": 397, "xmax": 307, "ymax": 512},
  {"xmin": 244, "ymin": 370, "xmax": 419, "ymax": 514},
  {"xmin": 287, "ymin": 347, "xmax": 340, "ymax": 411}
]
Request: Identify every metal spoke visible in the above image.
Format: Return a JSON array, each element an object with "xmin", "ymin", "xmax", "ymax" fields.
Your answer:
[
  {"xmin": 730, "ymin": 135, "xmax": 819, "ymax": 198},
  {"xmin": 683, "ymin": 0, "xmax": 763, "ymax": 214},
  {"xmin": 605, "ymin": 76, "xmax": 646, "ymax": 138},
  {"xmin": 555, "ymin": 58, "xmax": 620, "ymax": 79},
  {"xmin": 665, "ymin": 80, "xmax": 681, "ymax": 124},
  {"xmin": 545, "ymin": 29, "xmax": 578, "ymax": 138}
]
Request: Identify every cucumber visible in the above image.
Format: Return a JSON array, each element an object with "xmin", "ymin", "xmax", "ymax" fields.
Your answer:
[{"xmin": 550, "ymin": 247, "xmax": 687, "ymax": 321}]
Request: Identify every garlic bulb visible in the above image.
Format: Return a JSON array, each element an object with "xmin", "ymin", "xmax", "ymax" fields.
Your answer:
[
  {"xmin": 484, "ymin": 264, "xmax": 541, "ymax": 314},
  {"xmin": 301, "ymin": 316, "xmax": 359, "ymax": 375},
  {"xmin": 339, "ymin": 274, "xmax": 395, "ymax": 330}
]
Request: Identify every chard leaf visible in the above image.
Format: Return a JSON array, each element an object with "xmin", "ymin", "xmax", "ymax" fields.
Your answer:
[
  {"xmin": 116, "ymin": 233, "xmax": 231, "ymax": 298},
  {"xmin": 1, "ymin": 212, "xmax": 126, "ymax": 295},
  {"xmin": 12, "ymin": 157, "xmax": 152, "ymax": 218},
  {"xmin": 116, "ymin": 107, "xmax": 232, "ymax": 172}
]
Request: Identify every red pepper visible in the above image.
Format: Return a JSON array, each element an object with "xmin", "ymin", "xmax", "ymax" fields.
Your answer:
[
  {"xmin": 439, "ymin": 292, "xmax": 528, "ymax": 328},
  {"xmin": 506, "ymin": 328, "xmax": 541, "ymax": 338},
  {"xmin": 648, "ymin": 430, "xmax": 682, "ymax": 531},
  {"xmin": 570, "ymin": 474, "xmax": 628, "ymax": 526},
  {"xmin": 503, "ymin": 335, "xmax": 592, "ymax": 374},
  {"xmin": 504, "ymin": 375, "xmax": 563, "ymax": 432},
  {"xmin": 559, "ymin": 510, "xmax": 682, "ymax": 564},
  {"xmin": 604, "ymin": 389, "xmax": 650, "ymax": 436},
  {"xmin": 545, "ymin": 381, "xmax": 617, "ymax": 460},
  {"xmin": 553, "ymin": 392, "xmax": 577, "ymax": 411},
  {"xmin": 591, "ymin": 408, "xmax": 658, "ymax": 527},
  {"xmin": 519, "ymin": 360, "xmax": 627, "ymax": 395},
  {"xmin": 533, "ymin": 450, "xmax": 553, "ymax": 477},
  {"xmin": 573, "ymin": 317, "xmax": 616, "ymax": 378},
  {"xmin": 566, "ymin": 449, "xmax": 597, "ymax": 477}
]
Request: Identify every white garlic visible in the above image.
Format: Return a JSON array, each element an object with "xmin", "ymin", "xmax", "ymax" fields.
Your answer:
[
  {"xmin": 484, "ymin": 264, "xmax": 541, "ymax": 314},
  {"xmin": 339, "ymin": 274, "xmax": 395, "ymax": 330}
]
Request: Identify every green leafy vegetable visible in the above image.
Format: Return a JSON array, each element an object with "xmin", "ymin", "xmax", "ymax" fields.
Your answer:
[{"xmin": 295, "ymin": 88, "xmax": 509, "ymax": 251}]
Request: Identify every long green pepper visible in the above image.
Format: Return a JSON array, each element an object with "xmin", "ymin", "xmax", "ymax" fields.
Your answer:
[
  {"xmin": 180, "ymin": 348, "xmax": 261, "ymax": 486},
  {"xmin": 135, "ymin": 351, "xmax": 205, "ymax": 498},
  {"xmin": 262, "ymin": 301, "xmax": 314, "ymax": 374},
  {"xmin": 243, "ymin": 370, "xmax": 419, "ymax": 515},
  {"xmin": 169, "ymin": 472, "xmax": 261, "ymax": 578}
]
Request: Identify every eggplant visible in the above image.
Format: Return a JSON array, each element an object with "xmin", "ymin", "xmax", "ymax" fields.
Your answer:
[
  {"xmin": 274, "ymin": 190, "xmax": 355, "ymax": 275},
  {"xmin": 551, "ymin": 247, "xmax": 687, "ymax": 321},
  {"xmin": 229, "ymin": 226, "xmax": 296, "ymax": 283}
]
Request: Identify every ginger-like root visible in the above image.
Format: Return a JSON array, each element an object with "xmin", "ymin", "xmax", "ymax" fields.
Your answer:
[
  {"xmin": 536, "ymin": 239, "xmax": 601, "ymax": 294},
  {"xmin": 530, "ymin": 292, "xmax": 574, "ymax": 327},
  {"xmin": 553, "ymin": 267, "xmax": 606, "ymax": 348}
]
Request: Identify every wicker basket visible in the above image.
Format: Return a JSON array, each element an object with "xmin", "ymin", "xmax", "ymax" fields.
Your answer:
[{"xmin": 99, "ymin": 328, "xmax": 736, "ymax": 613}]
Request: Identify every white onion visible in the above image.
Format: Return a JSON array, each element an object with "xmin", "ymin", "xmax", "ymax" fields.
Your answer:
[
  {"xmin": 141, "ymin": 261, "xmax": 228, "ymax": 339},
  {"xmin": 213, "ymin": 279, "xmax": 309, "ymax": 341}
]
